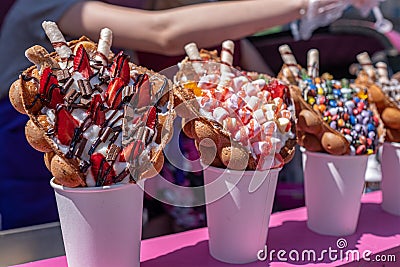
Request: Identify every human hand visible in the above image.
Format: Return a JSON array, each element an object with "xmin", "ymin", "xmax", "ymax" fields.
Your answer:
[
  {"xmin": 299, "ymin": 0, "xmax": 350, "ymax": 40},
  {"xmin": 350, "ymin": 0, "xmax": 385, "ymax": 17}
]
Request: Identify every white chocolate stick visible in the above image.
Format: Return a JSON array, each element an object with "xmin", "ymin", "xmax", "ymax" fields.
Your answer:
[
  {"xmin": 376, "ymin": 62, "xmax": 390, "ymax": 85},
  {"xmin": 42, "ymin": 21, "xmax": 72, "ymax": 60},
  {"xmin": 184, "ymin": 42, "xmax": 203, "ymax": 74},
  {"xmin": 220, "ymin": 40, "xmax": 234, "ymax": 73},
  {"xmin": 218, "ymin": 40, "xmax": 235, "ymax": 91},
  {"xmin": 95, "ymin": 28, "xmax": 113, "ymax": 65},
  {"xmin": 307, "ymin": 49, "xmax": 319, "ymax": 78},
  {"xmin": 356, "ymin": 52, "xmax": 376, "ymax": 80},
  {"xmin": 279, "ymin": 44, "xmax": 299, "ymax": 78}
]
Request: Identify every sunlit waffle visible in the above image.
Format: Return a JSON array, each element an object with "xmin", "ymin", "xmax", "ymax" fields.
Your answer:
[
  {"xmin": 9, "ymin": 22, "xmax": 175, "ymax": 187},
  {"xmin": 278, "ymin": 45, "xmax": 379, "ymax": 155},
  {"xmin": 173, "ymin": 41, "xmax": 297, "ymax": 171}
]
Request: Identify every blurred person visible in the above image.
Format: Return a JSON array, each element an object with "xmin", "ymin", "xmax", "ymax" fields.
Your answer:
[{"xmin": 0, "ymin": 0, "xmax": 380, "ymax": 230}]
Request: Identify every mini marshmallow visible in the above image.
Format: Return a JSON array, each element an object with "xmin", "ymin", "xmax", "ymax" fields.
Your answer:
[
  {"xmin": 262, "ymin": 103, "xmax": 276, "ymax": 112},
  {"xmin": 214, "ymin": 85, "xmax": 233, "ymax": 102},
  {"xmin": 244, "ymin": 83, "xmax": 258, "ymax": 97},
  {"xmin": 265, "ymin": 110, "xmax": 275, "ymax": 121},
  {"xmin": 252, "ymin": 140, "xmax": 272, "ymax": 155},
  {"xmin": 246, "ymin": 96, "xmax": 261, "ymax": 110},
  {"xmin": 257, "ymin": 91, "xmax": 271, "ymax": 103},
  {"xmin": 237, "ymin": 90, "xmax": 247, "ymax": 99},
  {"xmin": 234, "ymin": 126, "xmax": 250, "ymax": 143},
  {"xmin": 236, "ymin": 107, "xmax": 253, "ymax": 124},
  {"xmin": 262, "ymin": 121, "xmax": 277, "ymax": 136},
  {"xmin": 252, "ymin": 79, "xmax": 266, "ymax": 91},
  {"xmin": 232, "ymin": 76, "xmax": 249, "ymax": 93},
  {"xmin": 279, "ymin": 110, "xmax": 292, "ymax": 119},
  {"xmin": 277, "ymin": 117, "xmax": 290, "ymax": 133},
  {"xmin": 253, "ymin": 109, "xmax": 267, "ymax": 125},
  {"xmin": 198, "ymin": 74, "xmax": 219, "ymax": 90},
  {"xmin": 273, "ymin": 97, "xmax": 283, "ymax": 110},
  {"xmin": 213, "ymin": 107, "xmax": 229, "ymax": 124},
  {"xmin": 198, "ymin": 93, "xmax": 217, "ymax": 112},
  {"xmin": 246, "ymin": 119, "xmax": 261, "ymax": 139},
  {"xmin": 224, "ymin": 94, "xmax": 246, "ymax": 111}
]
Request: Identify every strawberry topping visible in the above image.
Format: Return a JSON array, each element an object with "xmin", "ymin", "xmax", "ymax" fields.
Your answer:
[
  {"xmin": 73, "ymin": 45, "xmax": 93, "ymax": 79},
  {"xmin": 132, "ymin": 74, "xmax": 151, "ymax": 108},
  {"xmin": 266, "ymin": 80, "xmax": 287, "ymax": 99},
  {"xmin": 90, "ymin": 153, "xmax": 115, "ymax": 186},
  {"xmin": 119, "ymin": 140, "xmax": 144, "ymax": 162},
  {"xmin": 55, "ymin": 107, "xmax": 80, "ymax": 146},
  {"xmin": 105, "ymin": 77, "xmax": 125, "ymax": 109},
  {"xmin": 145, "ymin": 106, "xmax": 157, "ymax": 130},
  {"xmin": 110, "ymin": 51, "xmax": 130, "ymax": 85},
  {"xmin": 87, "ymin": 94, "xmax": 105, "ymax": 125},
  {"xmin": 39, "ymin": 67, "xmax": 64, "ymax": 109}
]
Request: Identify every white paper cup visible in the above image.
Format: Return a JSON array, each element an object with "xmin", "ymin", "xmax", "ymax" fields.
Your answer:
[
  {"xmin": 381, "ymin": 142, "xmax": 400, "ymax": 216},
  {"xmin": 303, "ymin": 151, "xmax": 368, "ymax": 236},
  {"xmin": 203, "ymin": 165, "xmax": 280, "ymax": 264},
  {"xmin": 51, "ymin": 178, "xmax": 144, "ymax": 267}
]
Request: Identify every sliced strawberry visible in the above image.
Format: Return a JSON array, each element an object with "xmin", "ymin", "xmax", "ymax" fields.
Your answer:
[
  {"xmin": 39, "ymin": 67, "xmax": 64, "ymax": 109},
  {"xmin": 266, "ymin": 80, "xmax": 287, "ymax": 99},
  {"xmin": 73, "ymin": 44, "xmax": 93, "ymax": 79},
  {"xmin": 90, "ymin": 153, "xmax": 115, "ymax": 186},
  {"xmin": 119, "ymin": 140, "xmax": 144, "ymax": 162},
  {"xmin": 110, "ymin": 51, "xmax": 130, "ymax": 85},
  {"xmin": 87, "ymin": 94, "xmax": 105, "ymax": 125},
  {"xmin": 145, "ymin": 106, "xmax": 157, "ymax": 130},
  {"xmin": 55, "ymin": 107, "xmax": 80, "ymax": 146},
  {"xmin": 132, "ymin": 74, "xmax": 151, "ymax": 108},
  {"xmin": 105, "ymin": 77, "xmax": 125, "ymax": 109}
]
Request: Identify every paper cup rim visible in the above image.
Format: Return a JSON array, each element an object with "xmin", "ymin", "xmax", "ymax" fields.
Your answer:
[
  {"xmin": 304, "ymin": 150, "xmax": 370, "ymax": 160},
  {"xmin": 50, "ymin": 177, "xmax": 140, "ymax": 193}
]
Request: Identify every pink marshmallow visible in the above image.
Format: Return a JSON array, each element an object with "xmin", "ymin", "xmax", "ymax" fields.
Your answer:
[{"xmin": 213, "ymin": 107, "xmax": 229, "ymax": 124}]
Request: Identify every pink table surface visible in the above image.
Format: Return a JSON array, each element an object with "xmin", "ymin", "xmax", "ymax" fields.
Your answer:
[{"xmin": 11, "ymin": 191, "xmax": 400, "ymax": 267}]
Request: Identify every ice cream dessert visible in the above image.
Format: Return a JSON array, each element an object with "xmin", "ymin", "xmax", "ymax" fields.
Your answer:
[
  {"xmin": 278, "ymin": 45, "xmax": 379, "ymax": 155},
  {"xmin": 9, "ymin": 22, "xmax": 175, "ymax": 187},
  {"xmin": 173, "ymin": 41, "xmax": 296, "ymax": 171},
  {"xmin": 354, "ymin": 53, "xmax": 400, "ymax": 143}
]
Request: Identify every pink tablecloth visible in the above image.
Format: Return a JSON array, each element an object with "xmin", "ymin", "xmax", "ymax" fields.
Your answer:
[{"xmin": 11, "ymin": 191, "xmax": 400, "ymax": 266}]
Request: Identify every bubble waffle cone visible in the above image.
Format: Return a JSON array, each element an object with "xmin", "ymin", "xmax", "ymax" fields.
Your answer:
[
  {"xmin": 278, "ymin": 45, "xmax": 379, "ymax": 155},
  {"xmin": 9, "ymin": 22, "xmax": 175, "ymax": 187},
  {"xmin": 353, "ymin": 54, "xmax": 400, "ymax": 143},
  {"xmin": 173, "ymin": 41, "xmax": 297, "ymax": 171}
]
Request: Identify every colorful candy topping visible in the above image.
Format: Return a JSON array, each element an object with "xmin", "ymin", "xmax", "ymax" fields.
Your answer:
[{"xmin": 299, "ymin": 77, "xmax": 379, "ymax": 155}]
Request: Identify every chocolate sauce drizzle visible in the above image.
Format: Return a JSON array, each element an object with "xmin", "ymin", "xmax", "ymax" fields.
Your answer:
[{"xmin": 44, "ymin": 51, "xmax": 159, "ymax": 185}]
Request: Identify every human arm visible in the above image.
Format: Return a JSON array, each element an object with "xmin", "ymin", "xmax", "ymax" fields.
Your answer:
[{"xmin": 58, "ymin": 0, "xmax": 307, "ymax": 56}]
